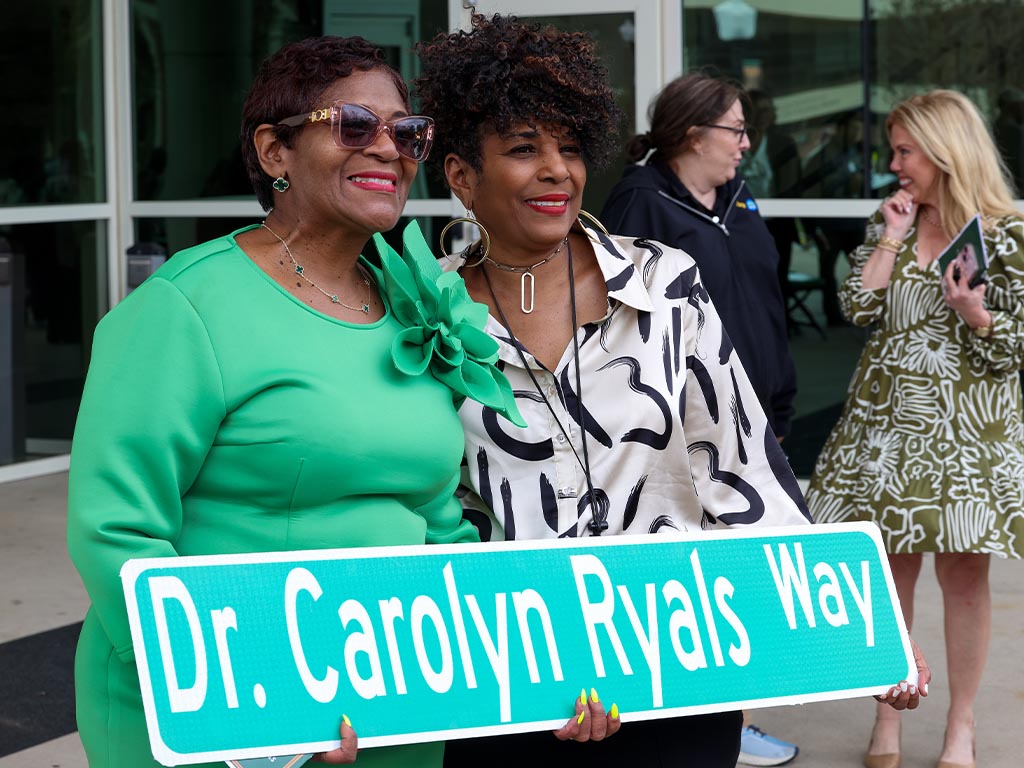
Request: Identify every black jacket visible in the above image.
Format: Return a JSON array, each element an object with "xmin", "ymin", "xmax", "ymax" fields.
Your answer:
[{"xmin": 600, "ymin": 158, "xmax": 797, "ymax": 437}]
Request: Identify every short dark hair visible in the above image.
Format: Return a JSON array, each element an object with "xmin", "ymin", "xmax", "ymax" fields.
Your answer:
[
  {"xmin": 240, "ymin": 36, "xmax": 408, "ymax": 210},
  {"xmin": 626, "ymin": 73, "xmax": 742, "ymax": 163},
  {"xmin": 414, "ymin": 13, "xmax": 623, "ymax": 172}
]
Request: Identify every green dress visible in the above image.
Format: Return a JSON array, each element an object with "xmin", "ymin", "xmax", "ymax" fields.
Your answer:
[
  {"xmin": 67, "ymin": 224, "xmax": 519, "ymax": 768},
  {"xmin": 807, "ymin": 211, "xmax": 1024, "ymax": 557}
]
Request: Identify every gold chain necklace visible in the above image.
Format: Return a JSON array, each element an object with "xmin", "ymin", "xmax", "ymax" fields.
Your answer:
[
  {"xmin": 262, "ymin": 221, "xmax": 371, "ymax": 313},
  {"xmin": 481, "ymin": 237, "xmax": 569, "ymax": 314},
  {"xmin": 920, "ymin": 206, "xmax": 942, "ymax": 228}
]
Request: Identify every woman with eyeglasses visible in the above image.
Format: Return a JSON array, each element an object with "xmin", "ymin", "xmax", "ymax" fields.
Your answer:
[
  {"xmin": 599, "ymin": 70, "xmax": 803, "ymax": 768},
  {"xmin": 415, "ymin": 16, "xmax": 928, "ymax": 768},
  {"xmin": 67, "ymin": 36, "xmax": 519, "ymax": 768},
  {"xmin": 601, "ymin": 74, "xmax": 796, "ymax": 454}
]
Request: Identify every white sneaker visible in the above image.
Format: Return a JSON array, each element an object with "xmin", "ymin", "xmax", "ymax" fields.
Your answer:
[{"xmin": 738, "ymin": 725, "xmax": 799, "ymax": 766}]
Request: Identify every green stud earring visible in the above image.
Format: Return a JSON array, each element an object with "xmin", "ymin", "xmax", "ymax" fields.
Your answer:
[{"xmin": 272, "ymin": 176, "xmax": 290, "ymax": 192}]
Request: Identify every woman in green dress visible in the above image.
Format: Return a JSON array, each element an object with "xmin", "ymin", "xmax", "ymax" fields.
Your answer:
[
  {"xmin": 807, "ymin": 90, "xmax": 1024, "ymax": 768},
  {"xmin": 67, "ymin": 36, "xmax": 519, "ymax": 768}
]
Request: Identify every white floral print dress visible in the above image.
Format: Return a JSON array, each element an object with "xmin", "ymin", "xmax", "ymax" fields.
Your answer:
[{"xmin": 807, "ymin": 211, "xmax": 1024, "ymax": 558}]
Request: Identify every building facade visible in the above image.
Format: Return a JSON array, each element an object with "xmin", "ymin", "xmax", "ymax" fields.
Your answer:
[{"xmin": 2, "ymin": 0, "xmax": 1023, "ymax": 479}]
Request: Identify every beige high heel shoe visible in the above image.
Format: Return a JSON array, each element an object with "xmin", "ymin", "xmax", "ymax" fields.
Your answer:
[
  {"xmin": 864, "ymin": 718, "xmax": 901, "ymax": 768},
  {"xmin": 864, "ymin": 754, "xmax": 900, "ymax": 768}
]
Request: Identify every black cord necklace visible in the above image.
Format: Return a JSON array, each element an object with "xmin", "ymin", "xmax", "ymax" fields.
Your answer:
[{"xmin": 481, "ymin": 239, "xmax": 607, "ymax": 535}]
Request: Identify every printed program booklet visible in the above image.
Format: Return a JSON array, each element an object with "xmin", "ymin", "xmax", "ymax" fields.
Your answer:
[{"xmin": 936, "ymin": 213, "xmax": 988, "ymax": 288}]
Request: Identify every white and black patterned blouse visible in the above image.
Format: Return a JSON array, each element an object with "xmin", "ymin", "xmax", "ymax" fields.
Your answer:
[{"xmin": 444, "ymin": 228, "xmax": 812, "ymax": 542}]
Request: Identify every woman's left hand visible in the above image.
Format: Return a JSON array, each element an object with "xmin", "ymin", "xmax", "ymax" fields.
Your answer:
[
  {"xmin": 942, "ymin": 259, "xmax": 989, "ymax": 326},
  {"xmin": 311, "ymin": 716, "xmax": 358, "ymax": 763},
  {"xmin": 875, "ymin": 636, "xmax": 930, "ymax": 711},
  {"xmin": 552, "ymin": 688, "xmax": 621, "ymax": 742}
]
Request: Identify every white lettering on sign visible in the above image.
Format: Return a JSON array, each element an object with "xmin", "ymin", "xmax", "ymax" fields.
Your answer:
[
  {"xmin": 410, "ymin": 596, "xmax": 454, "ymax": 693},
  {"xmin": 570, "ymin": 554, "xmax": 633, "ymax": 678},
  {"xmin": 572, "ymin": 550, "xmax": 750, "ymax": 704},
  {"xmin": 210, "ymin": 607, "xmax": 239, "ymax": 708},
  {"xmin": 764, "ymin": 544, "xmax": 875, "ymax": 646},
  {"xmin": 617, "ymin": 583, "xmax": 663, "ymax": 706},
  {"xmin": 714, "ymin": 577, "xmax": 750, "ymax": 666},
  {"xmin": 511, "ymin": 589, "xmax": 564, "ymax": 684},
  {"xmin": 841, "ymin": 561, "xmax": 874, "ymax": 647},
  {"xmin": 378, "ymin": 597, "xmax": 408, "ymax": 694},
  {"xmin": 465, "ymin": 592, "xmax": 512, "ymax": 722},
  {"xmin": 663, "ymin": 578, "xmax": 707, "ymax": 671},
  {"xmin": 149, "ymin": 575, "xmax": 208, "ymax": 713},
  {"xmin": 285, "ymin": 567, "xmax": 339, "ymax": 703},
  {"xmin": 339, "ymin": 599, "xmax": 386, "ymax": 700},
  {"xmin": 443, "ymin": 562, "xmax": 478, "ymax": 689}
]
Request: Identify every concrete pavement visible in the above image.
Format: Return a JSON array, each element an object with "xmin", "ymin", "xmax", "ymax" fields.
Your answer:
[{"xmin": 1, "ymin": 470, "xmax": 1020, "ymax": 767}]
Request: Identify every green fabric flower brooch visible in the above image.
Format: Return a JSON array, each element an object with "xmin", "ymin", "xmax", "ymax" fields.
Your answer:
[{"xmin": 372, "ymin": 222, "xmax": 525, "ymax": 427}]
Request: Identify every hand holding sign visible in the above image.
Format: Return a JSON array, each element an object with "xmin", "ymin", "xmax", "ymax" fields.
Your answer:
[
  {"xmin": 310, "ymin": 716, "xmax": 358, "ymax": 764},
  {"xmin": 874, "ymin": 636, "xmax": 930, "ymax": 711},
  {"xmin": 552, "ymin": 688, "xmax": 621, "ymax": 743}
]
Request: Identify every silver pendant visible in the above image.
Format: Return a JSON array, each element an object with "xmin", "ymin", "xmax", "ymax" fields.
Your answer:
[{"xmin": 520, "ymin": 271, "xmax": 535, "ymax": 314}]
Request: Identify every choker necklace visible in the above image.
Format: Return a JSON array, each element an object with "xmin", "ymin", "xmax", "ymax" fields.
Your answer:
[
  {"xmin": 482, "ymin": 237, "xmax": 569, "ymax": 314},
  {"xmin": 262, "ymin": 221, "xmax": 371, "ymax": 313}
]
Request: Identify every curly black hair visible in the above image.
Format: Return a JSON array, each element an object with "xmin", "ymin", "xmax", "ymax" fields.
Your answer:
[{"xmin": 414, "ymin": 13, "xmax": 623, "ymax": 172}]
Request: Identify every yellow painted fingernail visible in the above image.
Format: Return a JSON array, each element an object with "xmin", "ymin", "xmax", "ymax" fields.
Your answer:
[
  {"xmin": 580, "ymin": 688, "xmax": 587, "ymax": 706},
  {"xmin": 577, "ymin": 710, "xmax": 585, "ymax": 725},
  {"xmin": 590, "ymin": 687, "xmax": 599, "ymax": 703},
  {"xmin": 342, "ymin": 714, "xmax": 352, "ymax": 727},
  {"xmin": 610, "ymin": 703, "xmax": 619, "ymax": 719}
]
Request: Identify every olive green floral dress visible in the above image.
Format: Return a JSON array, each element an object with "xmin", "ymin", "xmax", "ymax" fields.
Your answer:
[{"xmin": 807, "ymin": 210, "xmax": 1024, "ymax": 558}]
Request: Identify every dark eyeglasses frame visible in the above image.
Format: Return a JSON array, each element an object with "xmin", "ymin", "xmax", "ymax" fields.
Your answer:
[
  {"xmin": 699, "ymin": 123, "xmax": 755, "ymax": 142},
  {"xmin": 277, "ymin": 101, "xmax": 435, "ymax": 162}
]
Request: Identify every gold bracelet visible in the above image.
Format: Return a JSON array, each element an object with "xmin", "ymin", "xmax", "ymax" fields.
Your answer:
[{"xmin": 876, "ymin": 236, "xmax": 904, "ymax": 253}]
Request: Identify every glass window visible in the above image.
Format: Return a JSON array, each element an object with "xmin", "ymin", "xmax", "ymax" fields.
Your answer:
[
  {"xmin": 1, "ymin": 221, "xmax": 106, "ymax": 463},
  {"xmin": 0, "ymin": 0, "xmax": 105, "ymax": 207},
  {"xmin": 872, "ymin": 1, "xmax": 1024, "ymax": 197},
  {"xmin": 682, "ymin": 1, "xmax": 1024, "ymax": 475},
  {"xmin": 685, "ymin": 2, "xmax": 869, "ymax": 201},
  {"xmin": 130, "ymin": 0, "xmax": 450, "ymax": 203}
]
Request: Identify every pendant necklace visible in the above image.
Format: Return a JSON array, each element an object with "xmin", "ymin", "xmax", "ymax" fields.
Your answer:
[
  {"xmin": 262, "ymin": 221, "xmax": 371, "ymax": 313},
  {"xmin": 482, "ymin": 238, "xmax": 607, "ymax": 535},
  {"xmin": 482, "ymin": 237, "xmax": 569, "ymax": 314}
]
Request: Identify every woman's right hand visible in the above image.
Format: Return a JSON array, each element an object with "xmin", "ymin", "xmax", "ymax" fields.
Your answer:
[
  {"xmin": 880, "ymin": 189, "xmax": 918, "ymax": 241},
  {"xmin": 311, "ymin": 716, "xmax": 358, "ymax": 764},
  {"xmin": 552, "ymin": 688, "xmax": 621, "ymax": 742}
]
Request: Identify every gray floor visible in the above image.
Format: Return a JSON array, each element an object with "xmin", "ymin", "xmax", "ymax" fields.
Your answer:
[{"xmin": 1, "ymin": 470, "xmax": 1022, "ymax": 767}]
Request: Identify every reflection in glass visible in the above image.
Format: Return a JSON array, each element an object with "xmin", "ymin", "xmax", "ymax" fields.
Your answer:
[
  {"xmin": 130, "ymin": 0, "xmax": 448, "ymax": 203},
  {"xmin": 0, "ymin": 1, "xmax": 105, "ymax": 207},
  {"xmin": 685, "ymin": 3, "xmax": 867, "ymax": 200},
  {"xmin": 873, "ymin": 1, "xmax": 1024, "ymax": 198},
  {"xmin": 1, "ymin": 221, "xmax": 106, "ymax": 464}
]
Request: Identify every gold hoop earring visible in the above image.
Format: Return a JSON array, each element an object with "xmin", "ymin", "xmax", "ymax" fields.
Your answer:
[
  {"xmin": 577, "ymin": 209, "xmax": 610, "ymax": 243},
  {"xmin": 439, "ymin": 215, "xmax": 491, "ymax": 267}
]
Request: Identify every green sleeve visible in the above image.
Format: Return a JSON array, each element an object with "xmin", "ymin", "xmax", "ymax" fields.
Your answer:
[
  {"xmin": 67, "ymin": 278, "xmax": 226, "ymax": 661},
  {"xmin": 419, "ymin": 469, "xmax": 481, "ymax": 545},
  {"xmin": 962, "ymin": 216, "xmax": 1024, "ymax": 371},
  {"xmin": 838, "ymin": 210, "xmax": 889, "ymax": 326}
]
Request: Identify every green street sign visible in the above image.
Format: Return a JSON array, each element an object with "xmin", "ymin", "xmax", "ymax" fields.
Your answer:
[{"xmin": 121, "ymin": 522, "xmax": 914, "ymax": 765}]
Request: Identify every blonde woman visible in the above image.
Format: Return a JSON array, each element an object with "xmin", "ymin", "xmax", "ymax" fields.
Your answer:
[{"xmin": 807, "ymin": 90, "xmax": 1024, "ymax": 768}]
